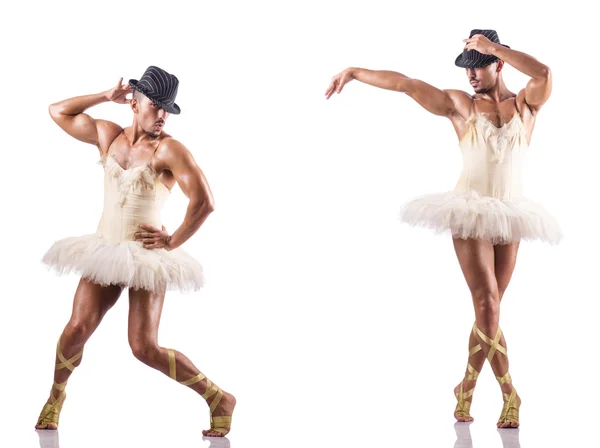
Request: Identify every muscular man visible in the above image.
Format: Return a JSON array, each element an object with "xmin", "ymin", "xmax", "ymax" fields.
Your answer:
[
  {"xmin": 36, "ymin": 66, "xmax": 235, "ymax": 437},
  {"xmin": 325, "ymin": 30, "xmax": 561, "ymax": 428}
]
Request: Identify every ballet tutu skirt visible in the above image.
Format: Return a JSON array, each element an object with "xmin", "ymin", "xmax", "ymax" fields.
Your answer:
[
  {"xmin": 42, "ymin": 153, "xmax": 204, "ymax": 293},
  {"xmin": 399, "ymin": 113, "xmax": 562, "ymax": 245}
]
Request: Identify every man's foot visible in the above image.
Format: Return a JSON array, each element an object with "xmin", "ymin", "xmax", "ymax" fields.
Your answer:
[
  {"xmin": 454, "ymin": 339, "xmax": 482, "ymax": 423},
  {"xmin": 497, "ymin": 385, "xmax": 520, "ymax": 428},
  {"xmin": 202, "ymin": 391, "xmax": 236, "ymax": 437},
  {"xmin": 454, "ymin": 379, "xmax": 476, "ymax": 422},
  {"xmin": 35, "ymin": 387, "xmax": 66, "ymax": 430},
  {"xmin": 35, "ymin": 340, "xmax": 83, "ymax": 430}
]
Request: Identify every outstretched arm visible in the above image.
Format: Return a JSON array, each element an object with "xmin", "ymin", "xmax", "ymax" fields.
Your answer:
[
  {"xmin": 325, "ymin": 68, "xmax": 470, "ymax": 119},
  {"xmin": 136, "ymin": 140, "xmax": 215, "ymax": 251},
  {"xmin": 464, "ymin": 34, "xmax": 551, "ymax": 112},
  {"xmin": 48, "ymin": 77, "xmax": 132, "ymax": 151}
]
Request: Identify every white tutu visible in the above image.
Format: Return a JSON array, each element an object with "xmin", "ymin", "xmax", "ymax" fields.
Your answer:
[
  {"xmin": 42, "ymin": 234, "xmax": 204, "ymax": 293},
  {"xmin": 398, "ymin": 111, "xmax": 562, "ymax": 245},
  {"xmin": 41, "ymin": 153, "xmax": 205, "ymax": 293},
  {"xmin": 399, "ymin": 190, "xmax": 562, "ymax": 245}
]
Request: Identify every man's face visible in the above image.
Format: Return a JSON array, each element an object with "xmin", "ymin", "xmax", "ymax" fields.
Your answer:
[
  {"xmin": 132, "ymin": 95, "xmax": 170, "ymax": 137},
  {"xmin": 466, "ymin": 62, "xmax": 501, "ymax": 93}
]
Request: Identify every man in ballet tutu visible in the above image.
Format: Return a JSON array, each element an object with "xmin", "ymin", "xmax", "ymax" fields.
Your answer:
[
  {"xmin": 325, "ymin": 30, "xmax": 561, "ymax": 428},
  {"xmin": 36, "ymin": 66, "xmax": 235, "ymax": 437}
]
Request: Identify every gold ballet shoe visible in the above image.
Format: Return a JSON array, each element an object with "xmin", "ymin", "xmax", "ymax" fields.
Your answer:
[
  {"xmin": 496, "ymin": 372, "xmax": 520, "ymax": 428},
  {"xmin": 455, "ymin": 324, "xmax": 482, "ymax": 421},
  {"xmin": 36, "ymin": 340, "xmax": 83, "ymax": 429},
  {"xmin": 168, "ymin": 349, "xmax": 232, "ymax": 436},
  {"xmin": 474, "ymin": 326, "xmax": 520, "ymax": 428}
]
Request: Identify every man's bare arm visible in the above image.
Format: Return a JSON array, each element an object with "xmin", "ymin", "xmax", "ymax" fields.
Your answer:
[
  {"xmin": 48, "ymin": 78, "xmax": 132, "ymax": 151},
  {"xmin": 464, "ymin": 35, "xmax": 551, "ymax": 112},
  {"xmin": 325, "ymin": 68, "xmax": 471, "ymax": 118},
  {"xmin": 159, "ymin": 140, "xmax": 215, "ymax": 250},
  {"xmin": 493, "ymin": 46, "xmax": 551, "ymax": 112}
]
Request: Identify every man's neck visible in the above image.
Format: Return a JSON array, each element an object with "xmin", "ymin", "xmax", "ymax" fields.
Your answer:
[
  {"xmin": 127, "ymin": 123, "xmax": 161, "ymax": 144},
  {"xmin": 480, "ymin": 76, "xmax": 513, "ymax": 103}
]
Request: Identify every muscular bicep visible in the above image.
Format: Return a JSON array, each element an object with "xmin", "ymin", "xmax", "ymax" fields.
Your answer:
[
  {"xmin": 404, "ymin": 80, "xmax": 462, "ymax": 117},
  {"xmin": 522, "ymin": 67, "xmax": 552, "ymax": 112},
  {"xmin": 167, "ymin": 144, "xmax": 214, "ymax": 207},
  {"xmin": 48, "ymin": 107, "xmax": 100, "ymax": 145},
  {"xmin": 48, "ymin": 103, "xmax": 122, "ymax": 154}
]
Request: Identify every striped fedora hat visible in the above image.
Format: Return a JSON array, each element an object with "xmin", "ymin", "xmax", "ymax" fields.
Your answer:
[
  {"xmin": 129, "ymin": 66, "xmax": 181, "ymax": 114},
  {"xmin": 455, "ymin": 29, "xmax": 510, "ymax": 69}
]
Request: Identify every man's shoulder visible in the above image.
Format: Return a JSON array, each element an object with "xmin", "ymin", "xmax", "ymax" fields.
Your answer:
[
  {"xmin": 97, "ymin": 120, "xmax": 124, "ymax": 154},
  {"xmin": 158, "ymin": 135, "xmax": 185, "ymax": 151},
  {"xmin": 156, "ymin": 135, "xmax": 191, "ymax": 160},
  {"xmin": 444, "ymin": 89, "xmax": 472, "ymax": 99},
  {"xmin": 445, "ymin": 89, "xmax": 475, "ymax": 109},
  {"xmin": 97, "ymin": 119, "xmax": 124, "ymax": 134}
]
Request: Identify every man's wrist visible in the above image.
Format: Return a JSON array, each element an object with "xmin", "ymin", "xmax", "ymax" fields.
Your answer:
[
  {"xmin": 166, "ymin": 234, "xmax": 176, "ymax": 250},
  {"xmin": 490, "ymin": 43, "xmax": 504, "ymax": 56}
]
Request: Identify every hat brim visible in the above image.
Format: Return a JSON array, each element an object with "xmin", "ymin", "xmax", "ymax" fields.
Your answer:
[
  {"xmin": 454, "ymin": 44, "xmax": 510, "ymax": 68},
  {"xmin": 129, "ymin": 79, "xmax": 181, "ymax": 115}
]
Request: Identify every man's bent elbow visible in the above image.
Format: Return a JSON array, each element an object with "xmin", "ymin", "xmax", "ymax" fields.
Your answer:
[
  {"xmin": 196, "ymin": 196, "xmax": 215, "ymax": 216},
  {"xmin": 48, "ymin": 102, "xmax": 64, "ymax": 119},
  {"xmin": 204, "ymin": 201, "xmax": 215, "ymax": 215}
]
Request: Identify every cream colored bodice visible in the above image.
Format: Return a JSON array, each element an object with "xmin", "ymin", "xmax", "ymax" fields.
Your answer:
[
  {"xmin": 454, "ymin": 113, "xmax": 529, "ymax": 200},
  {"xmin": 96, "ymin": 154, "xmax": 170, "ymax": 243}
]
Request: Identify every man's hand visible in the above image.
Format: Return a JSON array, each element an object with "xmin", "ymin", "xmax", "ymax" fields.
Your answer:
[
  {"xmin": 463, "ymin": 34, "xmax": 499, "ymax": 55},
  {"xmin": 135, "ymin": 224, "xmax": 172, "ymax": 251},
  {"xmin": 105, "ymin": 77, "xmax": 133, "ymax": 104},
  {"xmin": 325, "ymin": 68, "xmax": 355, "ymax": 99}
]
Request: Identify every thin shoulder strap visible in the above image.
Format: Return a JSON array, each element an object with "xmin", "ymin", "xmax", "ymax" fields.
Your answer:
[
  {"xmin": 512, "ymin": 96, "xmax": 522, "ymax": 117},
  {"xmin": 469, "ymin": 99, "xmax": 477, "ymax": 117},
  {"xmin": 147, "ymin": 138, "xmax": 163, "ymax": 162}
]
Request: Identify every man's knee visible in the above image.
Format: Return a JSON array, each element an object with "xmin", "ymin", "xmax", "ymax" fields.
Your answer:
[
  {"xmin": 63, "ymin": 320, "xmax": 92, "ymax": 346},
  {"xmin": 472, "ymin": 287, "xmax": 500, "ymax": 316},
  {"xmin": 130, "ymin": 338, "xmax": 161, "ymax": 365}
]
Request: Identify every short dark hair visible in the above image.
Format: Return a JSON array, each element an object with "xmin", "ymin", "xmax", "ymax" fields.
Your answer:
[{"xmin": 133, "ymin": 89, "xmax": 145, "ymax": 101}]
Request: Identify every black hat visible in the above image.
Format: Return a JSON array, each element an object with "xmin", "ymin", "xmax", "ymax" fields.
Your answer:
[
  {"xmin": 455, "ymin": 29, "xmax": 510, "ymax": 69},
  {"xmin": 129, "ymin": 66, "xmax": 181, "ymax": 114}
]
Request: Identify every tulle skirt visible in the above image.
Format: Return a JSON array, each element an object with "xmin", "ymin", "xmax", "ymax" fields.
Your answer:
[
  {"xmin": 41, "ymin": 234, "xmax": 204, "ymax": 293},
  {"xmin": 399, "ymin": 190, "xmax": 562, "ymax": 245}
]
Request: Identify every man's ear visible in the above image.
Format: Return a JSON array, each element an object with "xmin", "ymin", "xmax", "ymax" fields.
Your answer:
[{"xmin": 131, "ymin": 98, "xmax": 138, "ymax": 113}]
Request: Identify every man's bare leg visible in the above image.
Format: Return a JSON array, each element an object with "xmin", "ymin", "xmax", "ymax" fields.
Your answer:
[
  {"xmin": 36, "ymin": 278, "xmax": 123, "ymax": 429},
  {"xmin": 453, "ymin": 238, "xmax": 521, "ymax": 428},
  {"xmin": 454, "ymin": 240, "xmax": 520, "ymax": 421},
  {"xmin": 128, "ymin": 287, "xmax": 236, "ymax": 437}
]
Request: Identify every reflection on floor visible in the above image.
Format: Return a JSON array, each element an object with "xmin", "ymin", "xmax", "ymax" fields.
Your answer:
[
  {"xmin": 453, "ymin": 422, "xmax": 473, "ymax": 448},
  {"xmin": 454, "ymin": 422, "xmax": 521, "ymax": 448},
  {"xmin": 35, "ymin": 430, "xmax": 232, "ymax": 448},
  {"xmin": 35, "ymin": 423, "xmax": 521, "ymax": 448},
  {"xmin": 36, "ymin": 430, "xmax": 59, "ymax": 448},
  {"xmin": 497, "ymin": 428, "xmax": 521, "ymax": 448},
  {"xmin": 202, "ymin": 435, "xmax": 231, "ymax": 448}
]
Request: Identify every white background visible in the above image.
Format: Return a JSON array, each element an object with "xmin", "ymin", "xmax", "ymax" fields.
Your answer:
[{"xmin": 1, "ymin": 1, "xmax": 597, "ymax": 447}]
